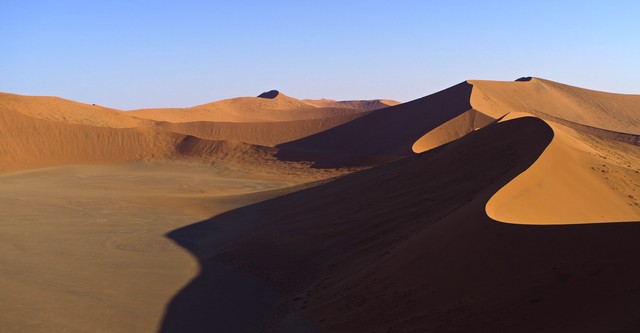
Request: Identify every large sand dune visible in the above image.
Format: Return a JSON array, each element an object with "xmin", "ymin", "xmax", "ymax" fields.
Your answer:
[
  {"xmin": 1, "ymin": 77, "xmax": 639, "ymax": 332},
  {"xmin": 168, "ymin": 116, "xmax": 640, "ymax": 332}
]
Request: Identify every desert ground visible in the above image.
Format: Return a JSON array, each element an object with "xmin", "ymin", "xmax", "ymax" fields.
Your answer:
[{"xmin": 1, "ymin": 78, "xmax": 639, "ymax": 332}]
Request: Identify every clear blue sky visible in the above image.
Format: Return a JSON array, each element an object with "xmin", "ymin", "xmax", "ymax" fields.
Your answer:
[{"xmin": 1, "ymin": 1, "xmax": 639, "ymax": 109}]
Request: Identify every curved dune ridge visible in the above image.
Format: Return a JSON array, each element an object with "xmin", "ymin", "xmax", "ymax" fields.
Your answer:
[
  {"xmin": 411, "ymin": 108, "xmax": 495, "ymax": 153},
  {"xmin": 463, "ymin": 79, "xmax": 640, "ymax": 224},
  {"xmin": 485, "ymin": 113, "xmax": 640, "ymax": 224}
]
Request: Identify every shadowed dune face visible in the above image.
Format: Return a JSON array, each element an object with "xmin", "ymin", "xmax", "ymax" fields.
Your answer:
[
  {"xmin": 163, "ymin": 116, "xmax": 640, "ymax": 332},
  {"xmin": 161, "ymin": 117, "xmax": 553, "ymax": 332},
  {"xmin": 277, "ymin": 82, "xmax": 474, "ymax": 158}
]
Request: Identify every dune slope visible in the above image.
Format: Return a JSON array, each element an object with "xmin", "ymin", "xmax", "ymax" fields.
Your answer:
[
  {"xmin": 486, "ymin": 117, "xmax": 640, "ymax": 224},
  {"xmin": 469, "ymin": 77, "xmax": 640, "ymax": 134},
  {"xmin": 0, "ymin": 92, "xmax": 145, "ymax": 128}
]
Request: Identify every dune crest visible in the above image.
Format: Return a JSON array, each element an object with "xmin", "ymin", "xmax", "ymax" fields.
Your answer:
[
  {"xmin": 411, "ymin": 109, "xmax": 495, "ymax": 153},
  {"xmin": 448, "ymin": 79, "xmax": 640, "ymax": 224},
  {"xmin": 485, "ymin": 115, "xmax": 640, "ymax": 224},
  {"xmin": 469, "ymin": 77, "xmax": 640, "ymax": 134}
]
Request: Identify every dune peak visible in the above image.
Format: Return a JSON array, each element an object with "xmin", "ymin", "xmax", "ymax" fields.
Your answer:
[{"xmin": 257, "ymin": 90, "xmax": 280, "ymax": 99}]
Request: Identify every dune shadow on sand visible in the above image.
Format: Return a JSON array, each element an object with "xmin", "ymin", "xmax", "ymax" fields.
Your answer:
[
  {"xmin": 160, "ymin": 116, "xmax": 640, "ymax": 332},
  {"xmin": 158, "ymin": 116, "xmax": 552, "ymax": 332},
  {"xmin": 158, "ymin": 192, "xmax": 297, "ymax": 333}
]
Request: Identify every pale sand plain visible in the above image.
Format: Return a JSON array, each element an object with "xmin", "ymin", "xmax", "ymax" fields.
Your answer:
[{"xmin": 0, "ymin": 162, "xmax": 318, "ymax": 333}]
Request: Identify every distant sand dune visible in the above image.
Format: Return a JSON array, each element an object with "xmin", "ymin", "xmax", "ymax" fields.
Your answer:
[
  {"xmin": 0, "ymin": 92, "xmax": 146, "ymax": 128},
  {"xmin": 128, "ymin": 92, "xmax": 393, "ymax": 123}
]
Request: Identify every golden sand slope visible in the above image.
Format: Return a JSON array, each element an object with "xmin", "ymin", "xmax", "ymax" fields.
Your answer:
[
  {"xmin": 463, "ymin": 79, "xmax": 640, "ymax": 224},
  {"xmin": 0, "ymin": 92, "xmax": 145, "ymax": 128},
  {"xmin": 486, "ymin": 115, "xmax": 640, "ymax": 224},
  {"xmin": 128, "ymin": 92, "xmax": 391, "ymax": 123},
  {"xmin": 411, "ymin": 108, "xmax": 495, "ymax": 153},
  {"xmin": 469, "ymin": 78, "xmax": 640, "ymax": 134}
]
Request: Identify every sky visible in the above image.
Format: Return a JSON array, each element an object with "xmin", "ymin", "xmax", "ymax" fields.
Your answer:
[{"xmin": 1, "ymin": 1, "xmax": 639, "ymax": 109}]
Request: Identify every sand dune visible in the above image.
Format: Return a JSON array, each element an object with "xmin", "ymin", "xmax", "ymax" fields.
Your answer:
[
  {"xmin": 167, "ymin": 116, "xmax": 640, "ymax": 332},
  {"xmin": 0, "ymin": 92, "xmax": 146, "ymax": 128},
  {"xmin": 129, "ymin": 91, "xmax": 391, "ymax": 123},
  {"xmin": 463, "ymin": 79, "xmax": 640, "ymax": 224}
]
